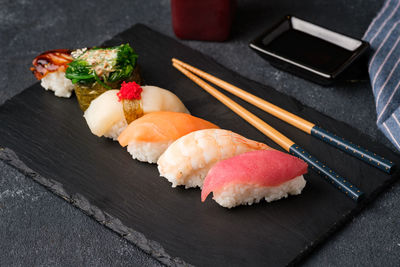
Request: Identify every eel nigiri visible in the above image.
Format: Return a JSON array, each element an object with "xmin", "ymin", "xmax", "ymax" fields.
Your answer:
[
  {"xmin": 118, "ymin": 111, "xmax": 219, "ymax": 163},
  {"xmin": 201, "ymin": 150, "xmax": 308, "ymax": 208},
  {"xmin": 157, "ymin": 129, "xmax": 272, "ymax": 188},
  {"xmin": 84, "ymin": 82, "xmax": 189, "ymax": 140},
  {"xmin": 30, "ymin": 49, "xmax": 74, "ymax": 98}
]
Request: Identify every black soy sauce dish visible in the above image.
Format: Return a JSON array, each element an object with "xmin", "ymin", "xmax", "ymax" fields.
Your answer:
[{"xmin": 249, "ymin": 15, "xmax": 370, "ymax": 85}]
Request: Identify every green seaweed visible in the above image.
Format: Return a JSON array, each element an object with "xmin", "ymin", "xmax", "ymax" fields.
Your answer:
[
  {"xmin": 65, "ymin": 60, "xmax": 95, "ymax": 84},
  {"xmin": 65, "ymin": 44, "xmax": 138, "ymax": 86}
]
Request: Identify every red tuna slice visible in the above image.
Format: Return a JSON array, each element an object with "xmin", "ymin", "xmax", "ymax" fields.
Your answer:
[{"xmin": 201, "ymin": 150, "xmax": 308, "ymax": 202}]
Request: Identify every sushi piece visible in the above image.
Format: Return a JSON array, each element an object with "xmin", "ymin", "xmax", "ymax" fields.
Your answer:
[
  {"xmin": 118, "ymin": 112, "xmax": 218, "ymax": 163},
  {"xmin": 84, "ymin": 82, "xmax": 190, "ymax": 140},
  {"xmin": 65, "ymin": 44, "xmax": 142, "ymax": 111},
  {"xmin": 201, "ymin": 150, "xmax": 308, "ymax": 208},
  {"xmin": 157, "ymin": 129, "xmax": 271, "ymax": 188},
  {"xmin": 84, "ymin": 90, "xmax": 126, "ymax": 140},
  {"xmin": 139, "ymin": 84, "xmax": 189, "ymax": 114},
  {"xmin": 30, "ymin": 49, "xmax": 74, "ymax": 98}
]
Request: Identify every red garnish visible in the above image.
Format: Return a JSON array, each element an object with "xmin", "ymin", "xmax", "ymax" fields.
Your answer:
[
  {"xmin": 117, "ymin": 81, "xmax": 143, "ymax": 101},
  {"xmin": 30, "ymin": 49, "xmax": 73, "ymax": 80}
]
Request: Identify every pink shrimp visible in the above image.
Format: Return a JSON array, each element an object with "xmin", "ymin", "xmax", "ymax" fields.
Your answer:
[{"xmin": 157, "ymin": 129, "xmax": 272, "ymax": 188}]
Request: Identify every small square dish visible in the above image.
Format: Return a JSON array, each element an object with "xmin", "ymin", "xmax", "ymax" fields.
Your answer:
[{"xmin": 249, "ymin": 15, "xmax": 370, "ymax": 85}]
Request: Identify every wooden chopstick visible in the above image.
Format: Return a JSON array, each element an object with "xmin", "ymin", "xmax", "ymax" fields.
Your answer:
[
  {"xmin": 173, "ymin": 61, "xmax": 364, "ymax": 201},
  {"xmin": 172, "ymin": 58, "xmax": 395, "ymax": 174}
]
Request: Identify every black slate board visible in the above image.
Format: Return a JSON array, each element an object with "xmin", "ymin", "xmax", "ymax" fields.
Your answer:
[{"xmin": 1, "ymin": 24, "xmax": 399, "ymax": 266}]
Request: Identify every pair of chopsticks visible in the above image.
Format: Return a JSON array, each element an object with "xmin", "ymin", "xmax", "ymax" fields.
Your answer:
[{"xmin": 172, "ymin": 58, "xmax": 394, "ymax": 201}]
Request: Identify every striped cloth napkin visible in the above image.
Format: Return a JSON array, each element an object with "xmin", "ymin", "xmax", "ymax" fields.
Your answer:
[{"xmin": 363, "ymin": 0, "xmax": 400, "ymax": 150}]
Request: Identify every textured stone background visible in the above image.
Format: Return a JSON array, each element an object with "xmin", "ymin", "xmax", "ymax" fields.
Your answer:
[{"xmin": 1, "ymin": 0, "xmax": 400, "ymax": 266}]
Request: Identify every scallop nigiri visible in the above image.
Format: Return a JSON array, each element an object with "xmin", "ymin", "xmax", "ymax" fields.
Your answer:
[
  {"xmin": 201, "ymin": 150, "xmax": 308, "ymax": 208},
  {"xmin": 118, "ymin": 112, "xmax": 219, "ymax": 163},
  {"xmin": 84, "ymin": 82, "xmax": 189, "ymax": 140},
  {"xmin": 157, "ymin": 129, "xmax": 272, "ymax": 188}
]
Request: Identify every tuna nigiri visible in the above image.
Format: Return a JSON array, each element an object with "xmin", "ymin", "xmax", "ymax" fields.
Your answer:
[
  {"xmin": 157, "ymin": 129, "xmax": 272, "ymax": 188},
  {"xmin": 84, "ymin": 82, "xmax": 189, "ymax": 140},
  {"xmin": 118, "ymin": 112, "xmax": 219, "ymax": 163},
  {"xmin": 201, "ymin": 150, "xmax": 308, "ymax": 208}
]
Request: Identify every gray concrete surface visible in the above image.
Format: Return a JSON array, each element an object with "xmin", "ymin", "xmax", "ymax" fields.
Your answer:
[{"xmin": 1, "ymin": 0, "xmax": 400, "ymax": 266}]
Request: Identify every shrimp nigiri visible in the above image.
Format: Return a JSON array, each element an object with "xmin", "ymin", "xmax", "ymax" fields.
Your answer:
[
  {"xmin": 84, "ymin": 83, "xmax": 189, "ymax": 140},
  {"xmin": 157, "ymin": 129, "xmax": 272, "ymax": 188},
  {"xmin": 201, "ymin": 150, "xmax": 308, "ymax": 208},
  {"xmin": 118, "ymin": 112, "xmax": 219, "ymax": 163}
]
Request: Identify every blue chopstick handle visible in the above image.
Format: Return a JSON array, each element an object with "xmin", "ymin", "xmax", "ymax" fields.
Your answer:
[
  {"xmin": 311, "ymin": 126, "xmax": 395, "ymax": 174},
  {"xmin": 289, "ymin": 144, "xmax": 364, "ymax": 201}
]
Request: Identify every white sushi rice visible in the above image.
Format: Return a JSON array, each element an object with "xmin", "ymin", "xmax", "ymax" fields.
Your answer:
[
  {"xmin": 103, "ymin": 119, "xmax": 128, "ymax": 141},
  {"xmin": 40, "ymin": 71, "xmax": 74, "ymax": 98},
  {"xmin": 127, "ymin": 141, "xmax": 173, "ymax": 164},
  {"xmin": 159, "ymin": 167, "xmax": 208, "ymax": 189},
  {"xmin": 212, "ymin": 175, "xmax": 306, "ymax": 208}
]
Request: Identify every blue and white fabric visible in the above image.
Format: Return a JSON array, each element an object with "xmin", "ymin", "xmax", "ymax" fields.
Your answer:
[{"xmin": 364, "ymin": 0, "xmax": 400, "ymax": 150}]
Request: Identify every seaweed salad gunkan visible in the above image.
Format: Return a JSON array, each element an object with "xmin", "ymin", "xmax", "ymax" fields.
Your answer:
[{"xmin": 66, "ymin": 44, "xmax": 143, "ymax": 111}]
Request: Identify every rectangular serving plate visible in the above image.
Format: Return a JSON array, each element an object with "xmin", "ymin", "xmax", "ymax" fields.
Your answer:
[{"xmin": 249, "ymin": 15, "xmax": 370, "ymax": 85}]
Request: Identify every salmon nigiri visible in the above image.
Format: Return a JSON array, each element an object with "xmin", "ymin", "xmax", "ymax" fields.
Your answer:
[
  {"xmin": 118, "ymin": 111, "xmax": 218, "ymax": 163},
  {"xmin": 157, "ymin": 129, "xmax": 272, "ymax": 189},
  {"xmin": 201, "ymin": 150, "xmax": 308, "ymax": 208}
]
